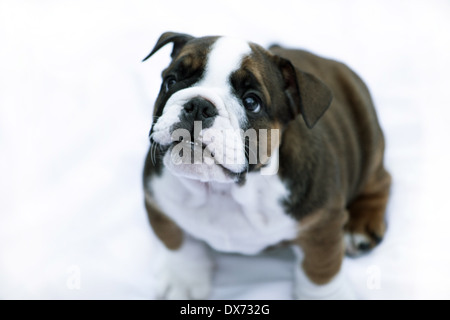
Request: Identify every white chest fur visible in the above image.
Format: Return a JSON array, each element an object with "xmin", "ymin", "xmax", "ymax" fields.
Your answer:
[{"xmin": 150, "ymin": 169, "xmax": 299, "ymax": 255}]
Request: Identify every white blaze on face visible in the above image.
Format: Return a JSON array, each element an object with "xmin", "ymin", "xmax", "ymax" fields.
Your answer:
[
  {"xmin": 151, "ymin": 37, "xmax": 252, "ymax": 181},
  {"xmin": 197, "ymin": 37, "xmax": 251, "ymax": 129},
  {"xmin": 196, "ymin": 37, "xmax": 251, "ymax": 174}
]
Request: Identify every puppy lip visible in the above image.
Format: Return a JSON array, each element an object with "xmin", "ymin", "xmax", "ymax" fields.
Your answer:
[
  {"xmin": 174, "ymin": 136, "xmax": 205, "ymax": 147},
  {"xmin": 165, "ymin": 142, "xmax": 246, "ymax": 181},
  {"xmin": 168, "ymin": 137, "xmax": 247, "ymax": 175},
  {"xmin": 170, "ymin": 137, "xmax": 211, "ymax": 156}
]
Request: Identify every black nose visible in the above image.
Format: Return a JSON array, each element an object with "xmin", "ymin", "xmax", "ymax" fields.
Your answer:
[{"xmin": 183, "ymin": 98, "xmax": 218, "ymax": 121}]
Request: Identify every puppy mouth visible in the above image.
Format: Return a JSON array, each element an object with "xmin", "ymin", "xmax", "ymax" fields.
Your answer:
[
  {"xmin": 151, "ymin": 124, "xmax": 249, "ymax": 181},
  {"xmin": 170, "ymin": 137, "xmax": 216, "ymax": 160},
  {"xmin": 169, "ymin": 136, "xmax": 248, "ymax": 175},
  {"xmin": 173, "ymin": 136, "xmax": 214, "ymax": 157}
]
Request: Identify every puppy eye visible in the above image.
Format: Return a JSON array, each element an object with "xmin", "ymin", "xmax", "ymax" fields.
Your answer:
[
  {"xmin": 243, "ymin": 94, "xmax": 261, "ymax": 113},
  {"xmin": 164, "ymin": 76, "xmax": 177, "ymax": 92}
]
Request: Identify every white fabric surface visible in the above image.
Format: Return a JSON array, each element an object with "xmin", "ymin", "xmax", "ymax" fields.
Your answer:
[{"xmin": 1, "ymin": 0, "xmax": 449, "ymax": 299}]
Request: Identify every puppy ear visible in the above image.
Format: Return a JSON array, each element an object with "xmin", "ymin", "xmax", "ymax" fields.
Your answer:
[
  {"xmin": 275, "ymin": 56, "xmax": 333, "ymax": 129},
  {"xmin": 142, "ymin": 32, "xmax": 194, "ymax": 62}
]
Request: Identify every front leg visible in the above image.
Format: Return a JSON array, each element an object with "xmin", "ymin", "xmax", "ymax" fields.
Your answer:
[
  {"xmin": 152, "ymin": 232, "xmax": 214, "ymax": 300},
  {"xmin": 145, "ymin": 194, "xmax": 213, "ymax": 299},
  {"xmin": 293, "ymin": 207, "xmax": 356, "ymax": 300}
]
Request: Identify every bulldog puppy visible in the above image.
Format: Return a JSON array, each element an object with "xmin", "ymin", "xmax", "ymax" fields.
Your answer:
[{"xmin": 142, "ymin": 32, "xmax": 391, "ymax": 299}]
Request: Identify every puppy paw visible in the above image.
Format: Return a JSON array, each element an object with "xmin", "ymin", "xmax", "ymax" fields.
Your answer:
[
  {"xmin": 345, "ymin": 177, "xmax": 390, "ymax": 257},
  {"xmin": 294, "ymin": 265, "xmax": 356, "ymax": 300},
  {"xmin": 295, "ymin": 284, "xmax": 356, "ymax": 300},
  {"xmin": 344, "ymin": 222, "xmax": 384, "ymax": 257},
  {"xmin": 155, "ymin": 264, "xmax": 212, "ymax": 299},
  {"xmin": 152, "ymin": 234, "xmax": 213, "ymax": 300},
  {"xmin": 344, "ymin": 208, "xmax": 385, "ymax": 257},
  {"xmin": 344, "ymin": 232, "xmax": 371, "ymax": 257}
]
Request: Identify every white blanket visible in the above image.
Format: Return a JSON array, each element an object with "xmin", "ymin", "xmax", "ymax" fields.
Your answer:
[{"xmin": 1, "ymin": 0, "xmax": 449, "ymax": 299}]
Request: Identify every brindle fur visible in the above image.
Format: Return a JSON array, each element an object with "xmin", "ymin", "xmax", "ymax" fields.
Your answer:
[{"xmin": 143, "ymin": 33, "xmax": 391, "ymax": 286}]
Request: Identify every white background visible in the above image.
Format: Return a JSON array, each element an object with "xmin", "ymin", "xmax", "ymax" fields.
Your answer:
[{"xmin": 1, "ymin": 0, "xmax": 449, "ymax": 299}]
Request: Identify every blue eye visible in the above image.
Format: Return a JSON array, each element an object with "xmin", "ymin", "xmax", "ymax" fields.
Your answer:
[
  {"xmin": 243, "ymin": 94, "xmax": 261, "ymax": 113},
  {"xmin": 164, "ymin": 76, "xmax": 177, "ymax": 92}
]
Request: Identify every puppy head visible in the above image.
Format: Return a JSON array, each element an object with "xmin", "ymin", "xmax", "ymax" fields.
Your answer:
[{"xmin": 144, "ymin": 32, "xmax": 332, "ymax": 183}]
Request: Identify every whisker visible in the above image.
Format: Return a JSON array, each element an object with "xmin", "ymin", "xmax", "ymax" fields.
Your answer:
[
  {"xmin": 150, "ymin": 142, "xmax": 156, "ymax": 165},
  {"xmin": 148, "ymin": 133, "xmax": 159, "ymax": 166},
  {"xmin": 243, "ymin": 147, "xmax": 253, "ymax": 176},
  {"xmin": 245, "ymin": 144, "xmax": 258, "ymax": 169}
]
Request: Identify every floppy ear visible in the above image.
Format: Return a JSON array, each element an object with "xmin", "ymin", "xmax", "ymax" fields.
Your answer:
[
  {"xmin": 275, "ymin": 56, "xmax": 333, "ymax": 129},
  {"xmin": 142, "ymin": 32, "xmax": 194, "ymax": 62}
]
